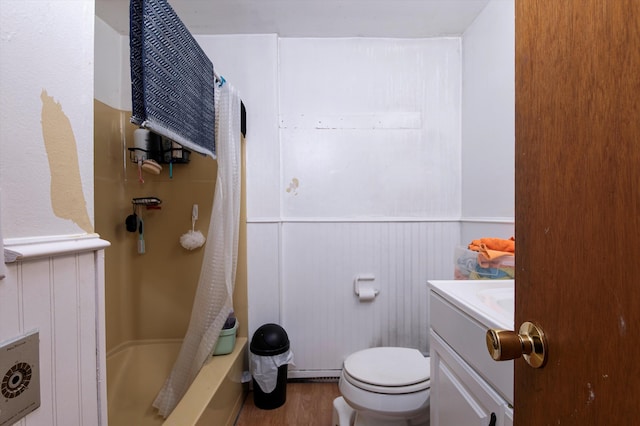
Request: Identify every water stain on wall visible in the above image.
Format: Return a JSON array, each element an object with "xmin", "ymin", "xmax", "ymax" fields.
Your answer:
[
  {"xmin": 41, "ymin": 90, "xmax": 93, "ymax": 233},
  {"xmin": 286, "ymin": 177, "xmax": 299, "ymax": 196}
]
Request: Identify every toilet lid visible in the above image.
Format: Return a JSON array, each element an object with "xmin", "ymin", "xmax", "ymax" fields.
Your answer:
[{"xmin": 343, "ymin": 347, "xmax": 430, "ymax": 387}]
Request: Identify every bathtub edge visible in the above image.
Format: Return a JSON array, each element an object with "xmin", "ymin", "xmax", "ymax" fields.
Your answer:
[{"xmin": 163, "ymin": 337, "xmax": 248, "ymax": 426}]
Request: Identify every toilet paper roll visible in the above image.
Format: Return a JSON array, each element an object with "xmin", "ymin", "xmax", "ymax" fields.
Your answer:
[{"xmin": 358, "ymin": 288, "xmax": 377, "ymax": 302}]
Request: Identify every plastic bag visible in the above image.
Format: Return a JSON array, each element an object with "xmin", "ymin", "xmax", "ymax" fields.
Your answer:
[{"xmin": 250, "ymin": 350, "xmax": 294, "ymax": 393}]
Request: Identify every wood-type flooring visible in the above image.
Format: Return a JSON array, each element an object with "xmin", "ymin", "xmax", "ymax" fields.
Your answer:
[{"xmin": 235, "ymin": 382, "xmax": 341, "ymax": 426}]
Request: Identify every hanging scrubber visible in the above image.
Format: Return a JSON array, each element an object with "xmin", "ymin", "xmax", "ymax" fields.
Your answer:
[{"xmin": 180, "ymin": 204, "xmax": 206, "ymax": 250}]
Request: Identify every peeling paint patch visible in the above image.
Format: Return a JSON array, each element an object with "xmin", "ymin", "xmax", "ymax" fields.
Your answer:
[
  {"xmin": 41, "ymin": 90, "xmax": 93, "ymax": 233},
  {"xmin": 286, "ymin": 177, "xmax": 299, "ymax": 196}
]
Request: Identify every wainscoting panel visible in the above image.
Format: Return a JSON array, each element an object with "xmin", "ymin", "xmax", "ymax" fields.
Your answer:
[
  {"xmin": 246, "ymin": 223, "xmax": 282, "ymax": 335},
  {"xmin": 280, "ymin": 221, "xmax": 459, "ymax": 377},
  {"xmin": 1, "ymin": 238, "xmax": 108, "ymax": 426}
]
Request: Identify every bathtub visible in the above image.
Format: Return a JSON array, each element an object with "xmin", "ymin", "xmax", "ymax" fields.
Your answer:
[{"xmin": 107, "ymin": 338, "xmax": 248, "ymax": 426}]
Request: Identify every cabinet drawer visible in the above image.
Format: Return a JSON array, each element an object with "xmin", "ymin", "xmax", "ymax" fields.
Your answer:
[
  {"xmin": 431, "ymin": 331, "xmax": 512, "ymax": 426},
  {"xmin": 430, "ymin": 292, "xmax": 513, "ymax": 404}
]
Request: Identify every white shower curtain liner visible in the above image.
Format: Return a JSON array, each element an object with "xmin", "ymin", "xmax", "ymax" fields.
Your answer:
[{"xmin": 153, "ymin": 83, "xmax": 242, "ymax": 417}]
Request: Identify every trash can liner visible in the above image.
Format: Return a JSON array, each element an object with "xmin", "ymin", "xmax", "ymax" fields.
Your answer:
[{"xmin": 250, "ymin": 350, "xmax": 294, "ymax": 393}]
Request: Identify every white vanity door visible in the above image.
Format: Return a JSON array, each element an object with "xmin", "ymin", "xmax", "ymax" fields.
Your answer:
[
  {"xmin": 504, "ymin": 407, "xmax": 514, "ymax": 426},
  {"xmin": 429, "ymin": 291, "xmax": 513, "ymax": 404},
  {"xmin": 430, "ymin": 331, "xmax": 512, "ymax": 426}
]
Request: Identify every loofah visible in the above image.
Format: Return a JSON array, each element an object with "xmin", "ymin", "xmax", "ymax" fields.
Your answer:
[
  {"xmin": 180, "ymin": 204, "xmax": 206, "ymax": 250},
  {"xmin": 180, "ymin": 229, "xmax": 206, "ymax": 250}
]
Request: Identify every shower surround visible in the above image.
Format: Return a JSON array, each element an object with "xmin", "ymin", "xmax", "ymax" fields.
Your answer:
[{"xmin": 94, "ymin": 99, "xmax": 248, "ymax": 424}]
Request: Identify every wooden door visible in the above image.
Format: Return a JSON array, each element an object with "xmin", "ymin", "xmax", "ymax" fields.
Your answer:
[{"xmin": 515, "ymin": 0, "xmax": 640, "ymax": 424}]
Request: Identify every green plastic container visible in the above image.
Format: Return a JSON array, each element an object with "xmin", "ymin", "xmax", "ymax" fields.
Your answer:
[{"xmin": 212, "ymin": 320, "xmax": 238, "ymax": 356}]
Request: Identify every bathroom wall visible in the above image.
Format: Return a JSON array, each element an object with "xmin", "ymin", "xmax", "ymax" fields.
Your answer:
[
  {"xmin": 460, "ymin": 0, "xmax": 515, "ymax": 243},
  {"xmin": 274, "ymin": 38, "xmax": 462, "ymax": 375},
  {"xmin": 95, "ymin": 0, "xmax": 515, "ymax": 377},
  {"xmin": 1, "ymin": 1, "xmax": 95, "ymax": 238},
  {"xmin": 1, "ymin": 1, "xmax": 108, "ymax": 425},
  {"xmin": 195, "ymin": 35, "xmax": 281, "ymax": 221},
  {"xmin": 279, "ymin": 38, "xmax": 461, "ymax": 219},
  {"xmin": 0, "ymin": 1, "xmax": 514, "ymax": 423}
]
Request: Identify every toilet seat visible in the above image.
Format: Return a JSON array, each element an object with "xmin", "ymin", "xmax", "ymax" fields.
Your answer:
[
  {"xmin": 342, "ymin": 369, "xmax": 430, "ymax": 394},
  {"xmin": 342, "ymin": 347, "xmax": 430, "ymax": 394}
]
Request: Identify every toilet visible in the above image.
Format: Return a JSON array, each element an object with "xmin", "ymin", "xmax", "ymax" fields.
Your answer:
[{"xmin": 333, "ymin": 347, "xmax": 430, "ymax": 426}]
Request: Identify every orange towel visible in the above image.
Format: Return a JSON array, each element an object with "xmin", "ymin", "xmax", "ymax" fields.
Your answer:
[{"xmin": 468, "ymin": 237, "xmax": 515, "ymax": 262}]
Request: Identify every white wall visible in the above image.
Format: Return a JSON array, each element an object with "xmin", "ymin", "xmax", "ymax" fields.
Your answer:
[
  {"xmin": 275, "ymin": 38, "xmax": 462, "ymax": 373},
  {"xmin": 195, "ymin": 35, "xmax": 281, "ymax": 221},
  {"xmin": 279, "ymin": 38, "xmax": 461, "ymax": 219},
  {"xmin": 1, "ymin": 2, "xmax": 107, "ymax": 425},
  {"xmin": 95, "ymin": 17, "xmax": 130, "ymax": 111},
  {"xmin": 282, "ymin": 221, "xmax": 458, "ymax": 375},
  {"xmin": 461, "ymin": 0, "xmax": 515, "ymax": 243},
  {"xmin": 1, "ymin": 246, "xmax": 108, "ymax": 426},
  {"xmin": 1, "ymin": 0, "xmax": 95, "ymax": 239}
]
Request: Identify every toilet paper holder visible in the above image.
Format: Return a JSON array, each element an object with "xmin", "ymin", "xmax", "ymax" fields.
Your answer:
[{"xmin": 354, "ymin": 274, "xmax": 379, "ymax": 298}]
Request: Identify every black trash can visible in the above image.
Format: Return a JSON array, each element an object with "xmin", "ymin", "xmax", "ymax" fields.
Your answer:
[{"xmin": 250, "ymin": 323, "xmax": 290, "ymax": 409}]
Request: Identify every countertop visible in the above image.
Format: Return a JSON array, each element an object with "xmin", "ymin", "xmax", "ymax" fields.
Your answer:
[{"xmin": 428, "ymin": 280, "xmax": 514, "ymax": 330}]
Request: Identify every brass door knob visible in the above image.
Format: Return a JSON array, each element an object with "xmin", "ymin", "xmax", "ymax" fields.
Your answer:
[{"xmin": 486, "ymin": 321, "xmax": 548, "ymax": 368}]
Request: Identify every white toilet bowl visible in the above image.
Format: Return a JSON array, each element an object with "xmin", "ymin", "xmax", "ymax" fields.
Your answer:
[{"xmin": 333, "ymin": 347, "xmax": 430, "ymax": 426}]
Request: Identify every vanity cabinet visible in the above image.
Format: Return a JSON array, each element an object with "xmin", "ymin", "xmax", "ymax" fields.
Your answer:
[{"xmin": 428, "ymin": 281, "xmax": 514, "ymax": 426}]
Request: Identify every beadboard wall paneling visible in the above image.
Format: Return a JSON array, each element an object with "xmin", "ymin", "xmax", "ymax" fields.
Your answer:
[
  {"xmin": 246, "ymin": 222, "xmax": 282, "ymax": 331},
  {"xmin": 0, "ymin": 245, "xmax": 107, "ymax": 426},
  {"xmin": 279, "ymin": 221, "xmax": 459, "ymax": 377}
]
